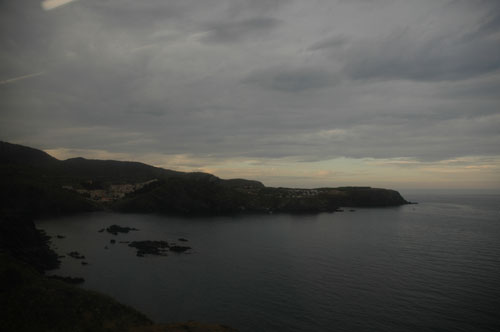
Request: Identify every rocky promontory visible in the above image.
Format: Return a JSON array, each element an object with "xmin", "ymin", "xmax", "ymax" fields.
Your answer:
[{"xmin": 1, "ymin": 141, "xmax": 409, "ymax": 218}]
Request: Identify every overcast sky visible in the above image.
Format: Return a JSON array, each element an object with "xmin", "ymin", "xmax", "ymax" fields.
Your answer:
[{"xmin": 1, "ymin": 0, "xmax": 499, "ymax": 189}]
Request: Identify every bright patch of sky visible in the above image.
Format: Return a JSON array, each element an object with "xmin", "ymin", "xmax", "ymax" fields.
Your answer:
[{"xmin": 41, "ymin": 0, "xmax": 78, "ymax": 11}]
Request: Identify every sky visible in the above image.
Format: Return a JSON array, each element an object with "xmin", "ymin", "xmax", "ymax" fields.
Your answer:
[{"xmin": 1, "ymin": 0, "xmax": 499, "ymax": 190}]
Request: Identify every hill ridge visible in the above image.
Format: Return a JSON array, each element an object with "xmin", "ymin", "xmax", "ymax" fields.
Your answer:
[{"xmin": 0, "ymin": 141, "xmax": 408, "ymax": 217}]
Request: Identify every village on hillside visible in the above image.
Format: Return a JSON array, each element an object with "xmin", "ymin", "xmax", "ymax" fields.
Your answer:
[{"xmin": 63, "ymin": 179, "xmax": 158, "ymax": 202}]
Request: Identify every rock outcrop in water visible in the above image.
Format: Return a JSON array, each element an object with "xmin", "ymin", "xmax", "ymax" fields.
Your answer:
[
  {"xmin": 128, "ymin": 240, "xmax": 192, "ymax": 257},
  {"xmin": 169, "ymin": 245, "xmax": 192, "ymax": 253},
  {"xmin": 129, "ymin": 240, "xmax": 170, "ymax": 257},
  {"xmin": 106, "ymin": 224, "xmax": 139, "ymax": 235},
  {"xmin": 67, "ymin": 251, "xmax": 85, "ymax": 259}
]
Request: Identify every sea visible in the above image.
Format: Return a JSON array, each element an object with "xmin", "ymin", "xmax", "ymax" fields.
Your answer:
[{"xmin": 36, "ymin": 191, "xmax": 500, "ymax": 332}]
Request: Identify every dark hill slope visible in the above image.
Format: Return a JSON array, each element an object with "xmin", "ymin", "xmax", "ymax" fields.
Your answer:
[
  {"xmin": 59, "ymin": 157, "xmax": 182, "ymax": 184},
  {"xmin": 113, "ymin": 176, "xmax": 262, "ymax": 215},
  {"xmin": 0, "ymin": 142, "xmax": 181, "ymax": 217},
  {"xmin": 0, "ymin": 143, "xmax": 98, "ymax": 218},
  {"xmin": 0, "ymin": 141, "xmax": 58, "ymax": 167},
  {"xmin": 0, "ymin": 141, "xmax": 181, "ymax": 184}
]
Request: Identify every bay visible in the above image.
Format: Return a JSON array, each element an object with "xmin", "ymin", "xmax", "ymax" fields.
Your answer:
[{"xmin": 37, "ymin": 192, "xmax": 500, "ymax": 331}]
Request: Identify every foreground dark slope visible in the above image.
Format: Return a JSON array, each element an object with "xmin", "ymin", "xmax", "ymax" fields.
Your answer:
[
  {"xmin": 0, "ymin": 253, "xmax": 237, "ymax": 332},
  {"xmin": 0, "ymin": 141, "xmax": 408, "ymax": 217}
]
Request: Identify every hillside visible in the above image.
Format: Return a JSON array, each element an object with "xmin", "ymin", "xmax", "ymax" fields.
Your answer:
[{"xmin": 0, "ymin": 141, "xmax": 408, "ymax": 217}]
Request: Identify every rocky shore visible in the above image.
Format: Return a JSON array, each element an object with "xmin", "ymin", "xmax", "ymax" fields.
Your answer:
[{"xmin": 0, "ymin": 216, "xmax": 233, "ymax": 332}]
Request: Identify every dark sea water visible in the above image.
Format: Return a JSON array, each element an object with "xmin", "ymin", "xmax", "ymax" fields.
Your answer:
[{"xmin": 37, "ymin": 192, "xmax": 500, "ymax": 332}]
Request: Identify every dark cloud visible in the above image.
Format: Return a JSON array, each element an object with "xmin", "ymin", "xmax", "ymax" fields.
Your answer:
[
  {"xmin": 242, "ymin": 66, "xmax": 337, "ymax": 92},
  {"xmin": 341, "ymin": 34, "xmax": 499, "ymax": 82},
  {"xmin": 336, "ymin": 3, "xmax": 500, "ymax": 82},
  {"xmin": 309, "ymin": 35, "xmax": 350, "ymax": 51},
  {"xmin": 201, "ymin": 18, "xmax": 282, "ymax": 43},
  {"xmin": 227, "ymin": 0, "xmax": 290, "ymax": 14},
  {"xmin": 457, "ymin": 6, "xmax": 500, "ymax": 53},
  {"xmin": 438, "ymin": 76, "xmax": 500, "ymax": 101}
]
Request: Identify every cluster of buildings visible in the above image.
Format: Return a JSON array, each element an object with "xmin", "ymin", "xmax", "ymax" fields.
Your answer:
[{"xmin": 63, "ymin": 179, "xmax": 158, "ymax": 202}]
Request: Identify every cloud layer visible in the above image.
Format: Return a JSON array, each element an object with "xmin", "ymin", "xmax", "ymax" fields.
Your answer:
[{"xmin": 1, "ymin": 0, "xmax": 499, "ymax": 188}]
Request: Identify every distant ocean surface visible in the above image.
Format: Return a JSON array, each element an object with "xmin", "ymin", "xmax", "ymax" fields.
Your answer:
[{"xmin": 37, "ymin": 191, "xmax": 500, "ymax": 332}]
